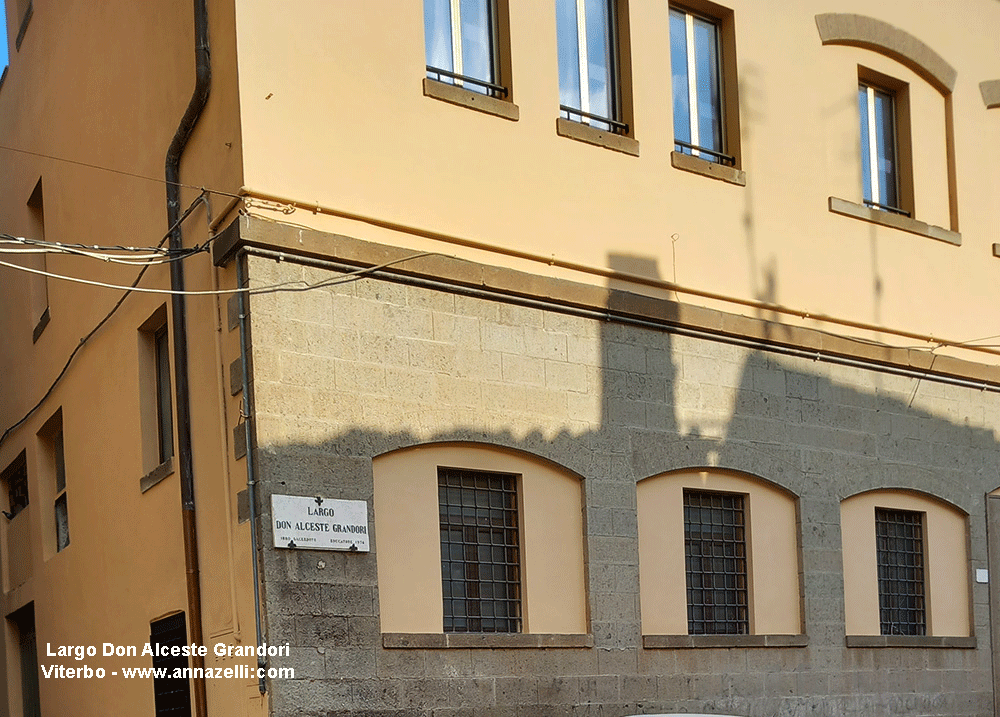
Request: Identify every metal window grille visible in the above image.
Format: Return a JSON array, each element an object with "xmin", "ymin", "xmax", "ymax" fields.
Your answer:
[
  {"xmin": 684, "ymin": 489, "xmax": 748, "ymax": 635},
  {"xmin": 876, "ymin": 508, "xmax": 926, "ymax": 636},
  {"xmin": 3, "ymin": 451, "xmax": 29, "ymax": 518},
  {"xmin": 150, "ymin": 613, "xmax": 193, "ymax": 716},
  {"xmin": 439, "ymin": 468, "xmax": 521, "ymax": 633}
]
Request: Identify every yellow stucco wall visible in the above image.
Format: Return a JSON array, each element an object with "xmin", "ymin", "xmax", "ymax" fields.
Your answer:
[{"xmin": 230, "ymin": 0, "xmax": 1000, "ymax": 366}]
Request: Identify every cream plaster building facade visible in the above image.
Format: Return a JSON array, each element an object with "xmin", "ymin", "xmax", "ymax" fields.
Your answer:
[{"xmin": 1, "ymin": 1, "xmax": 1000, "ymax": 716}]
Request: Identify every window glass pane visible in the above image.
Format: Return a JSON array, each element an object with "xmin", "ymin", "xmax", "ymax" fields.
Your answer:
[
  {"xmin": 155, "ymin": 329, "xmax": 173, "ymax": 464},
  {"xmin": 874, "ymin": 89, "xmax": 897, "ymax": 208},
  {"xmin": 556, "ymin": 0, "xmax": 582, "ymax": 111},
  {"xmin": 460, "ymin": 0, "xmax": 493, "ymax": 87},
  {"xmin": 55, "ymin": 493, "xmax": 70, "ymax": 552},
  {"xmin": 859, "ymin": 87, "xmax": 872, "ymax": 203},
  {"xmin": 425, "ymin": 0, "xmax": 454, "ymax": 73},
  {"xmin": 693, "ymin": 16, "xmax": 721, "ymax": 153},
  {"xmin": 584, "ymin": 0, "xmax": 613, "ymax": 123},
  {"xmin": 670, "ymin": 10, "xmax": 691, "ymax": 146}
]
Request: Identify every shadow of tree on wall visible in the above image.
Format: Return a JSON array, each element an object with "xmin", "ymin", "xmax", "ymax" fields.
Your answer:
[{"xmin": 246, "ymin": 251, "xmax": 998, "ymax": 717}]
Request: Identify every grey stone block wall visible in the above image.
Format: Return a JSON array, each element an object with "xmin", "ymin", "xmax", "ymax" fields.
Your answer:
[{"xmin": 246, "ymin": 254, "xmax": 998, "ymax": 717}]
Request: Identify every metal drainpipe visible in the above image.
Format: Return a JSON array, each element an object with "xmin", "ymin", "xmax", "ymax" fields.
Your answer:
[
  {"xmin": 165, "ymin": 1, "xmax": 210, "ymax": 716},
  {"xmin": 236, "ymin": 250, "xmax": 268, "ymax": 695}
]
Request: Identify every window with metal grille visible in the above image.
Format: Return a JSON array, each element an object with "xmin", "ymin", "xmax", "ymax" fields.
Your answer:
[
  {"xmin": 2, "ymin": 451, "xmax": 29, "ymax": 519},
  {"xmin": 150, "ymin": 613, "xmax": 193, "ymax": 716},
  {"xmin": 439, "ymin": 468, "xmax": 521, "ymax": 633},
  {"xmin": 684, "ymin": 489, "xmax": 748, "ymax": 634},
  {"xmin": 875, "ymin": 508, "xmax": 926, "ymax": 636}
]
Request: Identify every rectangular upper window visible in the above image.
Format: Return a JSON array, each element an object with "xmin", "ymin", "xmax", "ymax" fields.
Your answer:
[
  {"xmin": 556, "ymin": 0, "xmax": 625, "ymax": 133},
  {"xmin": 684, "ymin": 489, "xmax": 748, "ymax": 635},
  {"xmin": 859, "ymin": 83, "xmax": 905, "ymax": 215},
  {"xmin": 670, "ymin": 7, "xmax": 727, "ymax": 164},
  {"xmin": 425, "ymin": 0, "xmax": 506, "ymax": 97},
  {"xmin": 439, "ymin": 468, "xmax": 521, "ymax": 633},
  {"xmin": 2, "ymin": 451, "xmax": 29, "ymax": 519},
  {"xmin": 875, "ymin": 508, "xmax": 926, "ymax": 636}
]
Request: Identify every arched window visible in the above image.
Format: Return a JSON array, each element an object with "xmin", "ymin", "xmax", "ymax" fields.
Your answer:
[
  {"xmin": 841, "ymin": 489, "xmax": 971, "ymax": 642},
  {"xmin": 373, "ymin": 443, "xmax": 588, "ymax": 641},
  {"xmin": 637, "ymin": 468, "xmax": 803, "ymax": 645}
]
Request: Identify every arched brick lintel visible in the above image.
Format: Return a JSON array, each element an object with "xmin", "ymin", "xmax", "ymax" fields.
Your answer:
[{"xmin": 815, "ymin": 13, "xmax": 956, "ymax": 94}]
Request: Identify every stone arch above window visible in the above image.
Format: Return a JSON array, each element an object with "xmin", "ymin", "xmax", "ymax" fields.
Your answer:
[
  {"xmin": 815, "ymin": 13, "xmax": 956, "ymax": 95},
  {"xmin": 373, "ymin": 442, "xmax": 588, "ymax": 640},
  {"xmin": 637, "ymin": 468, "xmax": 803, "ymax": 643},
  {"xmin": 841, "ymin": 489, "xmax": 971, "ymax": 642}
]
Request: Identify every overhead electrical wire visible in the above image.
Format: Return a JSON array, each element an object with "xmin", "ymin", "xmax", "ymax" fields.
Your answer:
[
  {"xmin": 0, "ymin": 142, "xmax": 243, "ymax": 199},
  {"xmin": 0, "ymin": 249, "xmax": 437, "ymax": 297},
  {"xmin": 0, "ymin": 195, "xmax": 435, "ymax": 450},
  {"xmin": 0, "ymin": 190, "xmax": 208, "ymax": 450}
]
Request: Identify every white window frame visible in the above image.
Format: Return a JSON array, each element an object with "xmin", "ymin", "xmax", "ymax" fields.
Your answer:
[
  {"xmin": 557, "ymin": 0, "xmax": 624, "ymax": 132},
  {"xmin": 425, "ymin": 0, "xmax": 504, "ymax": 96},
  {"xmin": 859, "ymin": 82, "xmax": 903, "ymax": 215},
  {"xmin": 670, "ymin": 6, "xmax": 728, "ymax": 164}
]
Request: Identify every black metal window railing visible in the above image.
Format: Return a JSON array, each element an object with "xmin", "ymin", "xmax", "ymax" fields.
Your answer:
[
  {"xmin": 876, "ymin": 508, "xmax": 926, "ymax": 636},
  {"xmin": 684, "ymin": 489, "xmax": 749, "ymax": 635},
  {"xmin": 560, "ymin": 105, "xmax": 629, "ymax": 134},
  {"xmin": 673, "ymin": 139, "xmax": 736, "ymax": 166},
  {"xmin": 426, "ymin": 66, "xmax": 508, "ymax": 98},
  {"xmin": 439, "ymin": 468, "xmax": 521, "ymax": 633},
  {"xmin": 863, "ymin": 199, "xmax": 911, "ymax": 217}
]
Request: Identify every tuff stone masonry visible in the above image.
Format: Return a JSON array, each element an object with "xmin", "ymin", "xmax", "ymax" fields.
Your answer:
[{"xmin": 244, "ymin": 249, "xmax": 997, "ymax": 717}]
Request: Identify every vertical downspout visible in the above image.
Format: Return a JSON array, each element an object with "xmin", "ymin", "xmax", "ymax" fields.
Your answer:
[
  {"xmin": 165, "ymin": 1, "xmax": 210, "ymax": 716},
  {"xmin": 236, "ymin": 251, "xmax": 268, "ymax": 695}
]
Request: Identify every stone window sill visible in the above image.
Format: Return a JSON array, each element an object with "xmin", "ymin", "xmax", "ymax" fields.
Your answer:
[
  {"xmin": 845, "ymin": 635, "xmax": 976, "ymax": 649},
  {"xmin": 423, "ymin": 78, "xmax": 519, "ymax": 122},
  {"xmin": 828, "ymin": 197, "xmax": 961, "ymax": 246},
  {"xmin": 383, "ymin": 633, "xmax": 593, "ymax": 649},
  {"xmin": 643, "ymin": 634, "xmax": 808, "ymax": 649},
  {"xmin": 140, "ymin": 457, "xmax": 175, "ymax": 493},
  {"xmin": 556, "ymin": 118, "xmax": 639, "ymax": 157},
  {"xmin": 671, "ymin": 151, "xmax": 746, "ymax": 186}
]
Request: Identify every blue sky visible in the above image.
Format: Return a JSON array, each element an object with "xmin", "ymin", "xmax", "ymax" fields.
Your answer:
[{"xmin": 1, "ymin": 1, "xmax": 8, "ymax": 69}]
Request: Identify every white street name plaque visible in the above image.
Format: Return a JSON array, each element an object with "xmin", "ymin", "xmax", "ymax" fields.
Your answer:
[{"xmin": 271, "ymin": 495, "xmax": 370, "ymax": 552}]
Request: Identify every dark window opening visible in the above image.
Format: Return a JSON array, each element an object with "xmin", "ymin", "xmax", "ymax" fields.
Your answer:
[
  {"xmin": 154, "ymin": 326, "xmax": 174, "ymax": 465},
  {"xmin": 150, "ymin": 613, "xmax": 193, "ymax": 716},
  {"xmin": 439, "ymin": 468, "xmax": 521, "ymax": 633},
  {"xmin": 7, "ymin": 602, "xmax": 40, "ymax": 717},
  {"xmin": 684, "ymin": 489, "xmax": 748, "ymax": 635},
  {"xmin": 3, "ymin": 451, "xmax": 29, "ymax": 518},
  {"xmin": 876, "ymin": 508, "xmax": 926, "ymax": 636}
]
